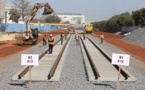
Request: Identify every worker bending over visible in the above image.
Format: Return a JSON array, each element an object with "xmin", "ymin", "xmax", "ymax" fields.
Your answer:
[{"xmin": 48, "ymin": 34, "xmax": 54, "ymax": 54}]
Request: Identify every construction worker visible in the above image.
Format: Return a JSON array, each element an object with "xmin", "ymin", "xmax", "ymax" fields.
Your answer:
[
  {"xmin": 43, "ymin": 34, "xmax": 47, "ymax": 46},
  {"xmin": 100, "ymin": 33, "xmax": 104, "ymax": 44},
  {"xmin": 60, "ymin": 31, "xmax": 64, "ymax": 45},
  {"xmin": 75, "ymin": 33, "xmax": 79, "ymax": 45},
  {"xmin": 83, "ymin": 31, "xmax": 86, "ymax": 40},
  {"xmin": 65, "ymin": 31, "xmax": 67, "ymax": 39},
  {"xmin": 48, "ymin": 34, "xmax": 54, "ymax": 54}
]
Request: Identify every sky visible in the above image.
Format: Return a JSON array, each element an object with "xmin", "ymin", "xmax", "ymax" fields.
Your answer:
[{"xmin": 5, "ymin": 0, "xmax": 145, "ymax": 22}]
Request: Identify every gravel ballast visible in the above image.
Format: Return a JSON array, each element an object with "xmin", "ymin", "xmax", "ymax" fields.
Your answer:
[
  {"xmin": 122, "ymin": 28, "xmax": 145, "ymax": 45},
  {"xmin": 0, "ymin": 34, "xmax": 145, "ymax": 90}
]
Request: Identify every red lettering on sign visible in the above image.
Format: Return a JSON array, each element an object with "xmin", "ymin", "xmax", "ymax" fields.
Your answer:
[
  {"xmin": 27, "ymin": 60, "xmax": 33, "ymax": 63},
  {"xmin": 118, "ymin": 60, "xmax": 124, "ymax": 63}
]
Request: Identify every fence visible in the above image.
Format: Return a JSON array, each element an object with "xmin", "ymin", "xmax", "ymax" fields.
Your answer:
[{"xmin": 0, "ymin": 23, "xmax": 57, "ymax": 32}]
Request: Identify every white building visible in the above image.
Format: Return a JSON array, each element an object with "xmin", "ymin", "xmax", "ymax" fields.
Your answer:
[
  {"xmin": 3, "ymin": 5, "xmax": 14, "ymax": 23},
  {"xmin": 2, "ymin": 5, "xmax": 25, "ymax": 24},
  {"xmin": 55, "ymin": 13, "xmax": 85, "ymax": 25}
]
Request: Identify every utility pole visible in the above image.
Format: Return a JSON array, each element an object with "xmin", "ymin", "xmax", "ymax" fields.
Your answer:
[{"xmin": 5, "ymin": 11, "xmax": 7, "ymax": 32}]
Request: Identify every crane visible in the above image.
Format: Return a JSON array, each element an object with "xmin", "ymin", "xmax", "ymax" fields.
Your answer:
[{"xmin": 15, "ymin": 3, "xmax": 53, "ymax": 45}]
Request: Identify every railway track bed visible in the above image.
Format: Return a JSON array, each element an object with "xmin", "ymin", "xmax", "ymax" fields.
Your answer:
[
  {"xmin": 12, "ymin": 35, "xmax": 71, "ymax": 81},
  {"xmin": 80, "ymin": 35, "xmax": 136, "ymax": 81}
]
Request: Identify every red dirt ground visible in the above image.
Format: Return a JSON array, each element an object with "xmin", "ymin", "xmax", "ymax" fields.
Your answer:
[
  {"xmin": 0, "ymin": 29, "xmax": 63, "ymax": 60},
  {"xmin": 92, "ymin": 31, "xmax": 145, "ymax": 63},
  {"xmin": 0, "ymin": 30, "xmax": 145, "ymax": 64}
]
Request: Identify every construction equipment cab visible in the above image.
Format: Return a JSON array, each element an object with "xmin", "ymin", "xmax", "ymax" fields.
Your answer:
[{"xmin": 85, "ymin": 23, "xmax": 93, "ymax": 33}]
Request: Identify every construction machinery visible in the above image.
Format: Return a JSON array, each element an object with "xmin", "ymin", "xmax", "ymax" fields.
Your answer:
[
  {"xmin": 15, "ymin": 3, "xmax": 53, "ymax": 45},
  {"xmin": 85, "ymin": 23, "xmax": 93, "ymax": 33}
]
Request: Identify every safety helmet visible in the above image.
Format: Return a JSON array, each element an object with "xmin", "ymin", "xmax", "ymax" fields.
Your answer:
[{"xmin": 50, "ymin": 34, "xmax": 52, "ymax": 36}]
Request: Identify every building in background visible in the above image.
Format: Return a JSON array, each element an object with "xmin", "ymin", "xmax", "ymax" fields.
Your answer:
[
  {"xmin": 0, "ymin": 0, "xmax": 5, "ymax": 22},
  {"xmin": 3, "ymin": 5, "xmax": 14, "ymax": 23},
  {"xmin": 55, "ymin": 13, "xmax": 85, "ymax": 25}
]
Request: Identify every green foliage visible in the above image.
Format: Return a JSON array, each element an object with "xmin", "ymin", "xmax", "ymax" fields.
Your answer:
[
  {"xmin": 44, "ymin": 15, "xmax": 61, "ymax": 23},
  {"xmin": 62, "ymin": 21, "xmax": 70, "ymax": 24},
  {"xmin": 31, "ymin": 18, "xmax": 41, "ymax": 23},
  {"xmin": 93, "ymin": 12, "xmax": 135, "ymax": 32},
  {"xmin": 12, "ymin": 0, "xmax": 31, "ymax": 20},
  {"xmin": 9, "ymin": 9, "xmax": 21, "ymax": 23},
  {"xmin": 132, "ymin": 8, "xmax": 145, "ymax": 26}
]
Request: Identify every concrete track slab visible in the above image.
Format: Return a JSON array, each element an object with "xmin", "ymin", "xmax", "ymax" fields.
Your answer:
[
  {"xmin": 81, "ymin": 37, "xmax": 136, "ymax": 81},
  {"xmin": 12, "ymin": 36, "xmax": 71, "ymax": 81}
]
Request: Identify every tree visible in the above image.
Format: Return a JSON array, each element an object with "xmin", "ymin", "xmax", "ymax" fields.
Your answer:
[
  {"xmin": 132, "ymin": 8, "xmax": 145, "ymax": 26},
  {"xmin": 12, "ymin": 0, "xmax": 31, "ymax": 20},
  {"xmin": 44, "ymin": 15, "xmax": 61, "ymax": 23},
  {"xmin": 63, "ymin": 21, "xmax": 70, "ymax": 24},
  {"xmin": 9, "ymin": 9, "xmax": 21, "ymax": 23}
]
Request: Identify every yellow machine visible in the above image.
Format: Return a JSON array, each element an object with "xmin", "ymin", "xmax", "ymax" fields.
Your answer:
[
  {"xmin": 15, "ymin": 3, "xmax": 53, "ymax": 45},
  {"xmin": 85, "ymin": 23, "xmax": 93, "ymax": 33}
]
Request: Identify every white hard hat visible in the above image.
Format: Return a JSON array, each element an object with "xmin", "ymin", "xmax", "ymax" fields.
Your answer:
[{"xmin": 50, "ymin": 34, "xmax": 52, "ymax": 36}]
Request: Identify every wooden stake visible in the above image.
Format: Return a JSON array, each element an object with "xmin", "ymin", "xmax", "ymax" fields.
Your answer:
[
  {"xmin": 117, "ymin": 66, "xmax": 121, "ymax": 90},
  {"xmin": 29, "ymin": 66, "xmax": 31, "ymax": 90}
]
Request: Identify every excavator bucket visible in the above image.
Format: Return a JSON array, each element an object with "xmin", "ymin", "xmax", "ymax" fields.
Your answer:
[{"xmin": 42, "ymin": 3, "xmax": 53, "ymax": 15}]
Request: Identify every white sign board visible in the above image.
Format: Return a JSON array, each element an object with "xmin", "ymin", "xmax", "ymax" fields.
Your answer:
[
  {"xmin": 112, "ymin": 53, "xmax": 130, "ymax": 66},
  {"xmin": 21, "ymin": 54, "xmax": 39, "ymax": 66}
]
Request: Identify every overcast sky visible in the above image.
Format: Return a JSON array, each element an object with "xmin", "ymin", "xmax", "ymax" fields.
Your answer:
[{"xmin": 5, "ymin": 0, "xmax": 145, "ymax": 21}]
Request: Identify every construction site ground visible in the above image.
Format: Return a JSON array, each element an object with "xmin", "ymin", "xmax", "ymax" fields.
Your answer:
[{"xmin": 0, "ymin": 30, "xmax": 145, "ymax": 75}]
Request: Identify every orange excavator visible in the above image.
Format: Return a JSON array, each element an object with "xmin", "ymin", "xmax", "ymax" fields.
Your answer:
[{"xmin": 15, "ymin": 3, "xmax": 53, "ymax": 45}]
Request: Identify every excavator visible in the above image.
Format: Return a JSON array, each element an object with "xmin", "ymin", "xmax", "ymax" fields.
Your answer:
[{"xmin": 15, "ymin": 3, "xmax": 53, "ymax": 45}]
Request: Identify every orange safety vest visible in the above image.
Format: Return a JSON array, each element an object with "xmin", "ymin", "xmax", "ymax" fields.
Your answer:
[
  {"xmin": 60, "ymin": 33, "xmax": 64, "ymax": 38},
  {"xmin": 100, "ymin": 35, "xmax": 104, "ymax": 39},
  {"xmin": 48, "ymin": 37, "xmax": 54, "ymax": 45},
  {"xmin": 75, "ymin": 34, "xmax": 79, "ymax": 40}
]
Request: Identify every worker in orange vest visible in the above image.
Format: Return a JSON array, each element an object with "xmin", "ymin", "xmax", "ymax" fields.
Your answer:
[
  {"xmin": 48, "ymin": 34, "xmax": 54, "ymax": 54},
  {"xmin": 100, "ymin": 33, "xmax": 104, "ymax": 44},
  {"xmin": 75, "ymin": 33, "xmax": 79, "ymax": 45}
]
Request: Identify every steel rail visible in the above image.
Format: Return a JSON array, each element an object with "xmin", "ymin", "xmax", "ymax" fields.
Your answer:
[
  {"xmin": 18, "ymin": 38, "xmax": 63, "ymax": 79},
  {"xmin": 80, "ymin": 37, "xmax": 100, "ymax": 79},
  {"xmin": 87, "ymin": 37, "xmax": 130, "ymax": 80},
  {"xmin": 48, "ymin": 34, "xmax": 71, "ymax": 79}
]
